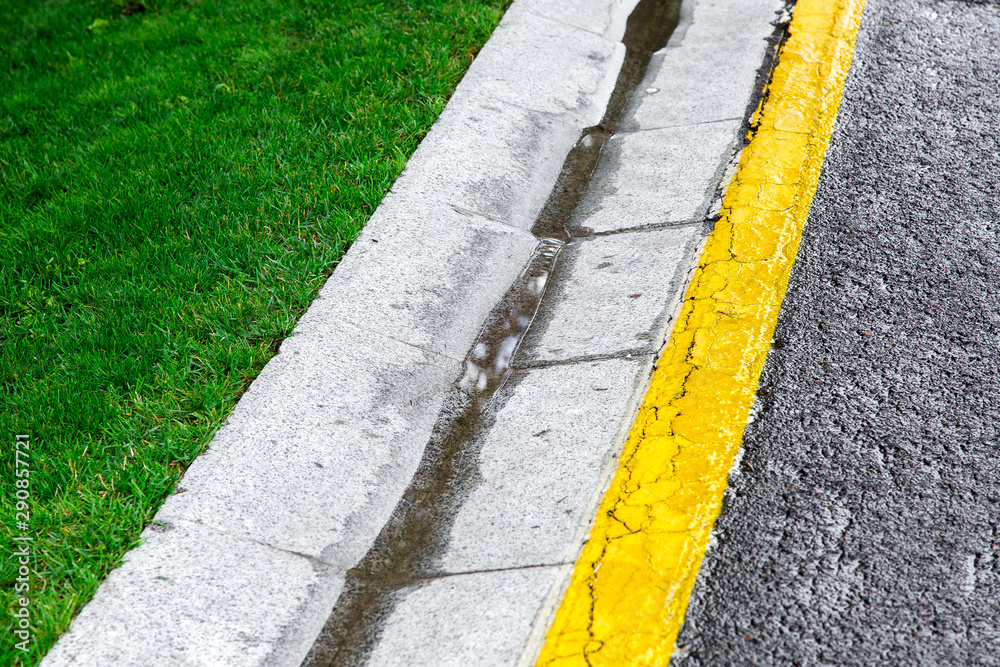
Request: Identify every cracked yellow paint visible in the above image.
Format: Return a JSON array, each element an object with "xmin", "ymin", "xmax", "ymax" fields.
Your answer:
[{"xmin": 535, "ymin": 0, "xmax": 865, "ymax": 664}]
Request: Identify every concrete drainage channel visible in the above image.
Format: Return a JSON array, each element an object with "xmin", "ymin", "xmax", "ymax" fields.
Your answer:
[
  {"xmin": 41, "ymin": 0, "xmax": 786, "ymax": 665},
  {"xmin": 301, "ymin": 236, "xmax": 565, "ymax": 666},
  {"xmin": 302, "ymin": 1, "xmax": 684, "ymax": 663}
]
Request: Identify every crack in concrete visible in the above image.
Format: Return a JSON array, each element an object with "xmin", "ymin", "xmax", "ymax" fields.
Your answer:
[
  {"xmin": 156, "ymin": 516, "xmax": 342, "ymax": 572},
  {"xmin": 582, "ymin": 217, "xmax": 712, "ymax": 237},
  {"xmin": 512, "ymin": 350, "xmax": 653, "ymax": 370},
  {"xmin": 615, "ymin": 116, "xmax": 746, "ymax": 136},
  {"xmin": 413, "ymin": 562, "xmax": 574, "ymax": 581}
]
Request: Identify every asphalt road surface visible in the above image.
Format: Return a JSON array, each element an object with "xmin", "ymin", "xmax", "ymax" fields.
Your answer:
[{"xmin": 674, "ymin": 0, "xmax": 1000, "ymax": 664}]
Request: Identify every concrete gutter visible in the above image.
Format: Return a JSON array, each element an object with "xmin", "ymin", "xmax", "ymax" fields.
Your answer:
[
  {"xmin": 42, "ymin": 1, "xmax": 631, "ymax": 665},
  {"xmin": 40, "ymin": 0, "xmax": 785, "ymax": 664},
  {"xmin": 329, "ymin": 1, "xmax": 787, "ymax": 665}
]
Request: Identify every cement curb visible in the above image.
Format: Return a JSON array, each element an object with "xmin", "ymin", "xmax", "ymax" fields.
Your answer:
[{"xmin": 41, "ymin": 1, "xmax": 640, "ymax": 665}]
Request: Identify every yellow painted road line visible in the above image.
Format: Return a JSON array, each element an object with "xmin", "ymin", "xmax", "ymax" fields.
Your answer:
[{"xmin": 535, "ymin": 0, "xmax": 866, "ymax": 664}]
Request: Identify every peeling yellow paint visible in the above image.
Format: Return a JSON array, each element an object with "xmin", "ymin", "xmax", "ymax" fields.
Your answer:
[{"xmin": 535, "ymin": 1, "xmax": 866, "ymax": 664}]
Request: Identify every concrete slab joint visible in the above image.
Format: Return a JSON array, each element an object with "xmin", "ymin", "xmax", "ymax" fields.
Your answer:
[{"xmin": 40, "ymin": 0, "xmax": 787, "ymax": 665}]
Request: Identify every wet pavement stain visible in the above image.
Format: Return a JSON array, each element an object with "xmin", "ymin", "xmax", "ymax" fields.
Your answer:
[
  {"xmin": 533, "ymin": 0, "xmax": 682, "ymax": 242},
  {"xmin": 302, "ymin": 1, "xmax": 685, "ymax": 664},
  {"xmin": 301, "ymin": 238, "xmax": 562, "ymax": 666},
  {"xmin": 457, "ymin": 239, "xmax": 563, "ymax": 401}
]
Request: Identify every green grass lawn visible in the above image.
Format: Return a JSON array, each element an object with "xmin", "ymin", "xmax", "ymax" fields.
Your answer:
[{"xmin": 0, "ymin": 0, "xmax": 507, "ymax": 662}]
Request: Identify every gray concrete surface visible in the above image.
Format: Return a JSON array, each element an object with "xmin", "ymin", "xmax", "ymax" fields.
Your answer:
[
  {"xmin": 570, "ymin": 122, "xmax": 739, "ymax": 233},
  {"xmin": 569, "ymin": 0, "xmax": 782, "ymax": 235},
  {"xmin": 449, "ymin": 2, "xmax": 623, "ymax": 121},
  {"xmin": 39, "ymin": 1, "xmax": 633, "ymax": 665},
  {"xmin": 301, "ymin": 196, "xmax": 536, "ymax": 363},
  {"xmin": 623, "ymin": 0, "xmax": 784, "ymax": 131},
  {"xmin": 519, "ymin": 227, "xmax": 700, "ymax": 363},
  {"xmin": 674, "ymin": 0, "xmax": 1000, "ymax": 664},
  {"xmin": 330, "ymin": 0, "xmax": 785, "ymax": 663},
  {"xmin": 39, "ymin": 520, "xmax": 344, "ymax": 667},
  {"xmin": 366, "ymin": 567, "xmax": 566, "ymax": 667},
  {"xmin": 363, "ymin": 353, "xmax": 652, "ymax": 667},
  {"xmin": 516, "ymin": 0, "xmax": 635, "ymax": 41},
  {"xmin": 394, "ymin": 1, "xmax": 629, "ymax": 231},
  {"xmin": 389, "ymin": 102, "xmax": 581, "ymax": 231},
  {"xmin": 440, "ymin": 357, "xmax": 649, "ymax": 574}
]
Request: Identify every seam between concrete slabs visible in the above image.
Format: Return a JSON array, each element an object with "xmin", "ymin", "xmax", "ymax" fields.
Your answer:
[
  {"xmin": 534, "ymin": 0, "xmax": 868, "ymax": 665},
  {"xmin": 410, "ymin": 561, "xmax": 577, "ymax": 580},
  {"xmin": 37, "ymin": 1, "xmax": 640, "ymax": 666},
  {"xmin": 614, "ymin": 116, "xmax": 745, "ymax": 133}
]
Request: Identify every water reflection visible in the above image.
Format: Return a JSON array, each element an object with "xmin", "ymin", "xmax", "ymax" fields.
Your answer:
[{"xmin": 458, "ymin": 238, "xmax": 562, "ymax": 401}]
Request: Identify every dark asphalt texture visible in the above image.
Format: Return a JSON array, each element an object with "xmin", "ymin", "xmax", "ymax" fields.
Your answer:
[{"xmin": 673, "ymin": 0, "xmax": 1000, "ymax": 664}]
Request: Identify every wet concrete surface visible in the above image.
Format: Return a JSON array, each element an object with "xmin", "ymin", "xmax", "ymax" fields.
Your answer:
[
  {"xmin": 300, "ymin": 237, "xmax": 564, "ymax": 666},
  {"xmin": 532, "ymin": 0, "xmax": 681, "ymax": 241},
  {"xmin": 675, "ymin": 0, "xmax": 1000, "ymax": 664},
  {"xmin": 569, "ymin": 0, "xmax": 786, "ymax": 236},
  {"xmin": 301, "ymin": 1, "xmax": 687, "ymax": 664},
  {"xmin": 38, "ymin": 0, "xmax": 786, "ymax": 664}
]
